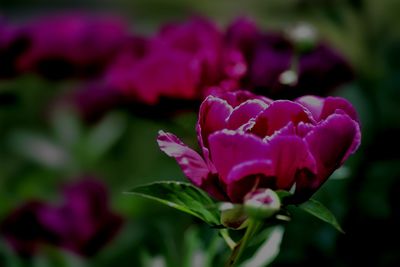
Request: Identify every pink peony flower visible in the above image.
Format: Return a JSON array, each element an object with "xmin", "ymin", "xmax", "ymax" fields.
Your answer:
[{"xmin": 158, "ymin": 91, "xmax": 361, "ymax": 203}]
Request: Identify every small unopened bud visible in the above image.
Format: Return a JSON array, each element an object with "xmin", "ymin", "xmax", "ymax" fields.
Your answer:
[
  {"xmin": 244, "ymin": 189, "xmax": 281, "ymax": 220},
  {"xmin": 220, "ymin": 203, "xmax": 248, "ymax": 229},
  {"xmin": 288, "ymin": 23, "xmax": 317, "ymax": 52},
  {"xmin": 279, "ymin": 70, "xmax": 298, "ymax": 86}
]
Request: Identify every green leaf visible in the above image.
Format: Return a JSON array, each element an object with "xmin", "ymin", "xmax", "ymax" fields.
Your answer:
[
  {"xmin": 275, "ymin": 190, "xmax": 292, "ymax": 203},
  {"xmin": 85, "ymin": 112, "xmax": 126, "ymax": 162},
  {"xmin": 51, "ymin": 108, "xmax": 82, "ymax": 149},
  {"xmin": 240, "ymin": 226, "xmax": 285, "ymax": 267},
  {"xmin": 126, "ymin": 181, "xmax": 221, "ymax": 226},
  {"xmin": 183, "ymin": 227, "xmax": 204, "ymax": 267},
  {"xmin": 8, "ymin": 131, "xmax": 69, "ymax": 169},
  {"xmin": 298, "ymin": 198, "xmax": 344, "ymax": 233}
]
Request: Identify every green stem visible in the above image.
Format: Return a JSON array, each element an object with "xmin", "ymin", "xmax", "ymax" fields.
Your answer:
[
  {"xmin": 220, "ymin": 229, "xmax": 237, "ymax": 250},
  {"xmin": 224, "ymin": 220, "xmax": 262, "ymax": 267}
]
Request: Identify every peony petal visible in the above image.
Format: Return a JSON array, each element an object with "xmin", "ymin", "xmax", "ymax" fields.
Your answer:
[
  {"xmin": 295, "ymin": 95, "xmax": 324, "ymax": 121},
  {"xmin": 208, "ymin": 130, "xmax": 270, "ymax": 184},
  {"xmin": 226, "ymin": 160, "xmax": 274, "ymax": 202},
  {"xmin": 320, "ymin": 97, "xmax": 359, "ymax": 122},
  {"xmin": 199, "ymin": 173, "xmax": 229, "ymax": 201},
  {"xmin": 296, "ymin": 95, "xmax": 359, "ymax": 122},
  {"xmin": 265, "ymin": 134, "xmax": 316, "ymax": 190},
  {"xmin": 226, "ymin": 99, "xmax": 268, "ymax": 130},
  {"xmin": 264, "ymin": 121, "xmax": 296, "ymax": 141},
  {"xmin": 296, "ymin": 121, "xmax": 315, "ymax": 138},
  {"xmin": 197, "ymin": 95, "xmax": 233, "ymax": 148},
  {"xmin": 157, "ymin": 131, "xmax": 209, "ymax": 186},
  {"xmin": 213, "ymin": 132, "xmax": 316, "ymax": 202},
  {"xmin": 298, "ymin": 114, "xmax": 361, "ymax": 196},
  {"xmin": 212, "ymin": 90, "xmax": 272, "ymax": 108},
  {"xmin": 227, "ymin": 160, "xmax": 273, "ymax": 183},
  {"xmin": 251, "ymin": 100, "xmax": 314, "ymax": 138}
]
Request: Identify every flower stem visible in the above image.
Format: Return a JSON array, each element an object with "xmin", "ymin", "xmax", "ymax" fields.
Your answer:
[
  {"xmin": 220, "ymin": 229, "xmax": 237, "ymax": 250},
  {"xmin": 224, "ymin": 220, "xmax": 262, "ymax": 267}
]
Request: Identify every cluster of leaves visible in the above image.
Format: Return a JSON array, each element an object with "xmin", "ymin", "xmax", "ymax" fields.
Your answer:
[{"xmin": 128, "ymin": 181, "xmax": 343, "ymax": 266}]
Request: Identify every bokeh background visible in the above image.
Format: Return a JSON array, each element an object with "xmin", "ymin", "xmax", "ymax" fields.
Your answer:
[{"xmin": 1, "ymin": 0, "xmax": 400, "ymax": 266}]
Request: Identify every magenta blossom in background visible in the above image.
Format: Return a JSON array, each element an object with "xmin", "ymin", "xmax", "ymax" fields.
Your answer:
[
  {"xmin": 67, "ymin": 16, "xmax": 355, "ymax": 121},
  {"xmin": 70, "ymin": 17, "xmax": 245, "ymax": 119},
  {"xmin": 102, "ymin": 17, "xmax": 244, "ymax": 105},
  {"xmin": 16, "ymin": 13, "xmax": 130, "ymax": 79},
  {"xmin": 68, "ymin": 17, "xmax": 224, "ymax": 118},
  {"xmin": 100, "ymin": 17, "xmax": 218, "ymax": 105},
  {"xmin": 226, "ymin": 18, "xmax": 354, "ymax": 99},
  {"xmin": 0, "ymin": 178, "xmax": 123, "ymax": 257},
  {"xmin": 158, "ymin": 91, "xmax": 361, "ymax": 203},
  {"xmin": 0, "ymin": 201, "xmax": 59, "ymax": 257}
]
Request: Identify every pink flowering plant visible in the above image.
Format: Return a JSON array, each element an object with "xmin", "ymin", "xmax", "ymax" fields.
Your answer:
[{"xmin": 128, "ymin": 90, "xmax": 361, "ymax": 266}]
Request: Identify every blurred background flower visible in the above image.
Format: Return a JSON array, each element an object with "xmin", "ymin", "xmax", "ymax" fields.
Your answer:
[
  {"xmin": 16, "ymin": 13, "xmax": 130, "ymax": 80},
  {"xmin": 226, "ymin": 18, "xmax": 354, "ymax": 99},
  {"xmin": 1, "ymin": 178, "xmax": 123, "ymax": 258}
]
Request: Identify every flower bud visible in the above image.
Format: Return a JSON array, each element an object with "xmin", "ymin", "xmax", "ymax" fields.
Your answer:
[
  {"xmin": 244, "ymin": 189, "xmax": 281, "ymax": 220},
  {"xmin": 220, "ymin": 202, "xmax": 248, "ymax": 229},
  {"xmin": 287, "ymin": 23, "xmax": 317, "ymax": 53}
]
